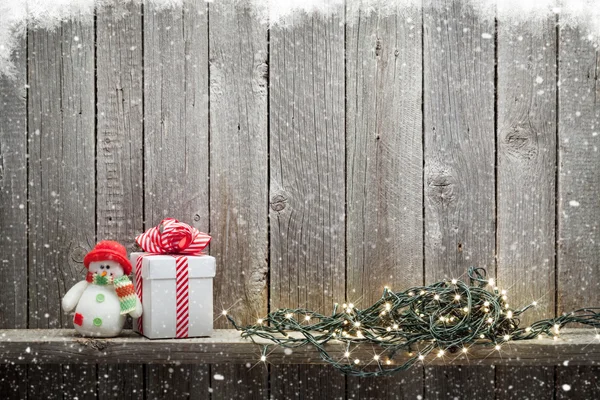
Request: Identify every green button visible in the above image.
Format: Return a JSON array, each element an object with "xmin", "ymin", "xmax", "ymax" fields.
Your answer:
[
  {"xmin": 96, "ymin": 294, "xmax": 105, "ymax": 303},
  {"xmin": 93, "ymin": 317, "xmax": 103, "ymax": 327}
]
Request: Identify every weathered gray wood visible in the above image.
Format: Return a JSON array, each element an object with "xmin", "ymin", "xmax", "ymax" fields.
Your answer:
[
  {"xmin": 96, "ymin": 3, "xmax": 144, "ymax": 398},
  {"xmin": 497, "ymin": 15, "xmax": 557, "ymax": 326},
  {"xmin": 556, "ymin": 25, "xmax": 600, "ymax": 400},
  {"xmin": 209, "ymin": 0, "xmax": 268, "ymax": 332},
  {"xmin": 98, "ymin": 364, "xmax": 144, "ymax": 400},
  {"xmin": 496, "ymin": 15, "xmax": 558, "ymax": 400},
  {"xmin": 208, "ymin": 1, "xmax": 269, "ymax": 395},
  {"xmin": 270, "ymin": 365, "xmax": 345, "ymax": 399},
  {"xmin": 28, "ymin": 20, "xmax": 96, "ymax": 328},
  {"xmin": 0, "ymin": 37, "xmax": 28, "ymax": 400},
  {"xmin": 269, "ymin": 6, "xmax": 346, "ymax": 395},
  {"xmin": 345, "ymin": 4, "xmax": 424, "ymax": 399},
  {"xmin": 143, "ymin": 1, "xmax": 210, "ymax": 397},
  {"xmin": 496, "ymin": 366, "xmax": 554, "ymax": 399},
  {"xmin": 27, "ymin": 364, "xmax": 96, "ymax": 399},
  {"xmin": 211, "ymin": 364, "xmax": 268, "ymax": 399},
  {"xmin": 27, "ymin": 17, "xmax": 97, "ymax": 399},
  {"xmin": 423, "ymin": 0, "xmax": 496, "ymax": 397},
  {"xmin": 1, "ymin": 328, "xmax": 600, "ymax": 366},
  {"xmin": 96, "ymin": 1, "xmax": 144, "ymax": 250}
]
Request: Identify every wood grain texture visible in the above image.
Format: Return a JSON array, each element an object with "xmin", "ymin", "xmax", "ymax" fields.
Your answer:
[
  {"xmin": 96, "ymin": 3, "xmax": 144, "ymax": 397},
  {"xmin": 208, "ymin": 1, "xmax": 269, "ymax": 395},
  {"xmin": 423, "ymin": 1, "xmax": 496, "ymax": 397},
  {"xmin": 0, "ymin": 37, "xmax": 28, "ymax": 400},
  {"xmin": 2, "ymin": 328, "xmax": 600, "ymax": 366},
  {"xmin": 143, "ymin": 1, "xmax": 209, "ymax": 397},
  {"xmin": 495, "ymin": 15, "xmax": 558, "ymax": 400},
  {"xmin": 269, "ymin": 6, "xmax": 346, "ymax": 395},
  {"xmin": 28, "ymin": 20, "xmax": 96, "ymax": 329},
  {"xmin": 346, "ymin": 1, "xmax": 423, "ymax": 301},
  {"xmin": 497, "ymin": 16, "xmax": 557, "ymax": 325},
  {"xmin": 209, "ymin": 0, "xmax": 268, "ymax": 328},
  {"xmin": 146, "ymin": 364, "xmax": 209, "ymax": 400},
  {"xmin": 556, "ymin": 25, "xmax": 600, "ymax": 400},
  {"xmin": 96, "ymin": 1, "xmax": 144, "ymax": 249},
  {"xmin": 345, "ymin": 4, "xmax": 424, "ymax": 398},
  {"xmin": 143, "ymin": 0, "xmax": 209, "ymax": 229}
]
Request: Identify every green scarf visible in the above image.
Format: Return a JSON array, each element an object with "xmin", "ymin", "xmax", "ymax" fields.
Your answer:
[{"xmin": 90, "ymin": 273, "xmax": 137, "ymax": 315}]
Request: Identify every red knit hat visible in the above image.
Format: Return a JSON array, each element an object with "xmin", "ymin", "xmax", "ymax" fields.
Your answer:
[{"xmin": 83, "ymin": 240, "xmax": 132, "ymax": 275}]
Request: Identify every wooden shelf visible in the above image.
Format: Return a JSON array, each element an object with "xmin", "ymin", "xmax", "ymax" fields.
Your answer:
[{"xmin": 1, "ymin": 329, "xmax": 599, "ymax": 366}]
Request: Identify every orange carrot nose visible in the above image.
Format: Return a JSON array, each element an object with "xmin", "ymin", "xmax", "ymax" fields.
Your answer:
[{"xmin": 101, "ymin": 271, "xmax": 107, "ymax": 277}]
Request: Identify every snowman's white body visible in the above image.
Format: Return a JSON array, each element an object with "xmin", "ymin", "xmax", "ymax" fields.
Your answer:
[
  {"xmin": 63, "ymin": 259, "xmax": 142, "ymax": 337},
  {"xmin": 73, "ymin": 283, "xmax": 126, "ymax": 337}
]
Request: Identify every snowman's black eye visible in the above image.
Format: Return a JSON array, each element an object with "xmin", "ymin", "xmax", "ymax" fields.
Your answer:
[
  {"xmin": 106, "ymin": 265, "xmax": 110, "ymax": 269},
  {"xmin": 100, "ymin": 265, "xmax": 105, "ymax": 269}
]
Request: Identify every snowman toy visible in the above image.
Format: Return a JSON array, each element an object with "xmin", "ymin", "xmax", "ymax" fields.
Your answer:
[{"xmin": 62, "ymin": 240, "xmax": 142, "ymax": 337}]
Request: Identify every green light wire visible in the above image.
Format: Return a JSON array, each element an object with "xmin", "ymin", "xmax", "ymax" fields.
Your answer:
[{"xmin": 227, "ymin": 267, "xmax": 600, "ymax": 377}]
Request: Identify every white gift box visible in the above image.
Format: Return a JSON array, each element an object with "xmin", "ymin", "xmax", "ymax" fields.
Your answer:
[{"xmin": 131, "ymin": 252, "xmax": 216, "ymax": 339}]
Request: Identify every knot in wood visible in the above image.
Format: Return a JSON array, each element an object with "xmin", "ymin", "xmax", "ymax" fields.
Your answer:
[
  {"xmin": 503, "ymin": 126, "xmax": 538, "ymax": 160},
  {"xmin": 270, "ymin": 195, "xmax": 287, "ymax": 212},
  {"xmin": 426, "ymin": 171, "xmax": 456, "ymax": 206},
  {"xmin": 76, "ymin": 338, "xmax": 108, "ymax": 352}
]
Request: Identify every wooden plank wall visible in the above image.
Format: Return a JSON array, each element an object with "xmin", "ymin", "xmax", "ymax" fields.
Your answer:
[{"xmin": 0, "ymin": 0, "xmax": 599, "ymax": 399}]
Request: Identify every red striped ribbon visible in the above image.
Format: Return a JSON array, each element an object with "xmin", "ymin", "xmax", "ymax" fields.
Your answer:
[{"xmin": 134, "ymin": 218, "xmax": 211, "ymax": 337}]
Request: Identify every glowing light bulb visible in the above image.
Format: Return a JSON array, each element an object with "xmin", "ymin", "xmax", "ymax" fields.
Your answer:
[
  {"xmin": 554, "ymin": 324, "xmax": 561, "ymax": 333},
  {"xmin": 479, "ymin": 334, "xmax": 485, "ymax": 339},
  {"xmin": 356, "ymin": 331, "xmax": 363, "ymax": 338},
  {"xmin": 348, "ymin": 303, "xmax": 355, "ymax": 309},
  {"xmin": 532, "ymin": 301, "xmax": 538, "ymax": 306},
  {"xmin": 386, "ymin": 359, "xmax": 392, "ymax": 365},
  {"xmin": 418, "ymin": 354, "xmax": 425, "ymax": 361},
  {"xmin": 305, "ymin": 316, "xmax": 311, "ymax": 321},
  {"xmin": 344, "ymin": 351, "xmax": 350, "ymax": 358},
  {"xmin": 525, "ymin": 327, "xmax": 532, "ymax": 332},
  {"xmin": 502, "ymin": 295, "xmax": 508, "ymax": 301},
  {"xmin": 434, "ymin": 294, "xmax": 440, "ymax": 300},
  {"xmin": 221, "ymin": 310, "xmax": 228, "ymax": 316},
  {"xmin": 463, "ymin": 307, "xmax": 469, "ymax": 312},
  {"xmin": 495, "ymin": 345, "xmax": 501, "ymax": 350},
  {"xmin": 409, "ymin": 291, "xmax": 415, "ymax": 297},
  {"xmin": 386, "ymin": 327, "xmax": 392, "ymax": 332},
  {"xmin": 286, "ymin": 313, "xmax": 293, "ymax": 319},
  {"xmin": 488, "ymin": 278, "xmax": 495, "ymax": 286},
  {"xmin": 354, "ymin": 359, "xmax": 360, "ymax": 365},
  {"xmin": 503, "ymin": 335, "xmax": 510, "ymax": 341},
  {"xmin": 483, "ymin": 301, "xmax": 490, "ymax": 307},
  {"xmin": 451, "ymin": 279, "xmax": 458, "ymax": 284},
  {"xmin": 354, "ymin": 322, "xmax": 361, "ymax": 327},
  {"xmin": 342, "ymin": 303, "xmax": 347, "ymax": 308},
  {"xmin": 506, "ymin": 311, "xmax": 513, "ymax": 318},
  {"xmin": 462, "ymin": 347, "xmax": 468, "ymax": 353},
  {"xmin": 385, "ymin": 303, "xmax": 391, "ymax": 311},
  {"xmin": 257, "ymin": 318, "xmax": 263, "ymax": 324},
  {"xmin": 487, "ymin": 318, "xmax": 493, "ymax": 324},
  {"xmin": 454, "ymin": 294, "xmax": 461, "ymax": 300},
  {"xmin": 393, "ymin": 324, "xmax": 399, "ymax": 329},
  {"xmin": 501, "ymin": 289, "xmax": 507, "ymax": 295},
  {"xmin": 260, "ymin": 355, "xmax": 266, "ymax": 362},
  {"xmin": 437, "ymin": 350, "xmax": 445, "ymax": 357},
  {"xmin": 484, "ymin": 308, "xmax": 490, "ymax": 313},
  {"xmin": 420, "ymin": 290, "xmax": 425, "ymax": 295},
  {"xmin": 373, "ymin": 355, "xmax": 380, "ymax": 361},
  {"xmin": 595, "ymin": 334, "xmax": 600, "ymax": 340}
]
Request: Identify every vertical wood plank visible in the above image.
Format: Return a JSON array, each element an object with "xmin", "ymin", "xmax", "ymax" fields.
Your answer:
[
  {"xmin": 209, "ymin": 0, "xmax": 269, "ymax": 395},
  {"xmin": 146, "ymin": 365, "xmax": 208, "ymax": 400},
  {"xmin": 270, "ymin": 365, "xmax": 344, "ymax": 400},
  {"xmin": 28, "ymin": 17, "xmax": 97, "ymax": 398},
  {"xmin": 423, "ymin": 0, "xmax": 495, "ymax": 397},
  {"xmin": 345, "ymin": 4, "xmax": 424, "ymax": 398},
  {"xmin": 0, "ymin": 37, "xmax": 28, "ymax": 400},
  {"xmin": 209, "ymin": 0, "xmax": 269, "ymax": 333},
  {"xmin": 143, "ymin": 1, "xmax": 209, "ymax": 398},
  {"xmin": 269, "ymin": 6, "xmax": 346, "ymax": 398},
  {"xmin": 425, "ymin": 366, "xmax": 496, "ymax": 399},
  {"xmin": 495, "ymin": 14, "xmax": 558, "ymax": 400},
  {"xmin": 96, "ymin": 2, "xmax": 144, "ymax": 398},
  {"xmin": 556, "ymin": 26, "xmax": 600, "ymax": 400}
]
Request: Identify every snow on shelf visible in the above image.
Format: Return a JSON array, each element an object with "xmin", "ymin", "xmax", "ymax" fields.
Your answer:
[{"xmin": 0, "ymin": 329, "xmax": 599, "ymax": 366}]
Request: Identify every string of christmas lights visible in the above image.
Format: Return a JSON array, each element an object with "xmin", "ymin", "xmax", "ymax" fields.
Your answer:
[{"xmin": 226, "ymin": 267, "xmax": 600, "ymax": 377}]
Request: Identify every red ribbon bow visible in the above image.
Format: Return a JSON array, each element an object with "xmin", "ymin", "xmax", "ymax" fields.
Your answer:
[{"xmin": 136, "ymin": 218, "xmax": 211, "ymax": 255}]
